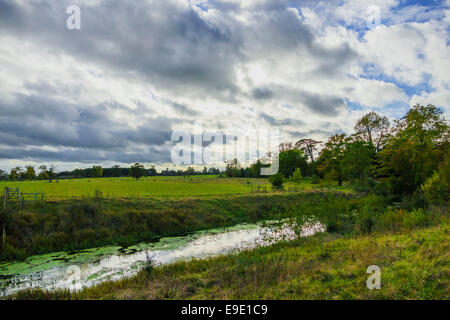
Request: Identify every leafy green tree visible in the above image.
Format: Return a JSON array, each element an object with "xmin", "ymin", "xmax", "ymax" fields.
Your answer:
[
  {"xmin": 249, "ymin": 159, "xmax": 269, "ymax": 178},
  {"xmin": 130, "ymin": 163, "xmax": 146, "ymax": 180},
  {"xmin": 421, "ymin": 171, "xmax": 447, "ymax": 205},
  {"xmin": 225, "ymin": 158, "xmax": 241, "ymax": 177},
  {"xmin": 291, "ymin": 167, "xmax": 303, "ymax": 184},
  {"xmin": 185, "ymin": 167, "xmax": 196, "ymax": 177},
  {"xmin": 112, "ymin": 165, "xmax": 122, "ymax": 177},
  {"xmin": 25, "ymin": 165, "xmax": 36, "ymax": 180},
  {"xmin": 354, "ymin": 111, "xmax": 390, "ymax": 152},
  {"xmin": 317, "ymin": 134, "xmax": 347, "ymax": 185},
  {"xmin": 278, "ymin": 148, "xmax": 308, "ymax": 178},
  {"xmin": 9, "ymin": 167, "xmax": 22, "ymax": 181},
  {"xmin": 147, "ymin": 165, "xmax": 157, "ymax": 176},
  {"xmin": 376, "ymin": 104, "xmax": 449, "ymax": 195},
  {"xmin": 341, "ymin": 140, "xmax": 373, "ymax": 185},
  {"xmin": 295, "ymin": 138, "xmax": 322, "ymax": 162},
  {"xmin": 38, "ymin": 165, "xmax": 49, "ymax": 180},
  {"xmin": 47, "ymin": 165, "xmax": 57, "ymax": 182},
  {"xmin": 92, "ymin": 166, "xmax": 103, "ymax": 178}
]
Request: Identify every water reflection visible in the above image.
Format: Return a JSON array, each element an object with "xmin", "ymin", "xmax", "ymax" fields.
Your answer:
[{"xmin": 0, "ymin": 222, "xmax": 324, "ymax": 296}]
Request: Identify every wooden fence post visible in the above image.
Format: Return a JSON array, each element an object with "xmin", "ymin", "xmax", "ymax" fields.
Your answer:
[{"xmin": 3, "ymin": 187, "xmax": 7, "ymax": 209}]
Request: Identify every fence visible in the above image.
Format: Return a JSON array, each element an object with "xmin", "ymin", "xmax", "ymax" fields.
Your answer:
[
  {"xmin": 251, "ymin": 185, "xmax": 268, "ymax": 193},
  {"xmin": 3, "ymin": 187, "xmax": 45, "ymax": 210}
]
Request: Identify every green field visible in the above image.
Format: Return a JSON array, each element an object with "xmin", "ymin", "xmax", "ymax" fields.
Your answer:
[
  {"xmin": 0, "ymin": 176, "xmax": 350, "ymax": 200},
  {"xmin": 0, "ymin": 176, "xmax": 254, "ymax": 200}
]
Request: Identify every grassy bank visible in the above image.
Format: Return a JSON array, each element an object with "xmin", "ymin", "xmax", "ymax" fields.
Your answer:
[
  {"xmin": 10, "ymin": 216, "xmax": 449, "ymax": 300},
  {"xmin": 1, "ymin": 192, "xmax": 353, "ymax": 261}
]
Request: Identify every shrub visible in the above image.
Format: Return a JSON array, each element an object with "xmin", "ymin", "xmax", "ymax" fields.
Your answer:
[
  {"xmin": 373, "ymin": 180, "xmax": 391, "ymax": 198},
  {"xmin": 421, "ymin": 171, "xmax": 447, "ymax": 205},
  {"xmin": 290, "ymin": 168, "xmax": 303, "ymax": 184},
  {"xmin": 269, "ymin": 173, "xmax": 284, "ymax": 187},
  {"xmin": 310, "ymin": 174, "xmax": 320, "ymax": 184}
]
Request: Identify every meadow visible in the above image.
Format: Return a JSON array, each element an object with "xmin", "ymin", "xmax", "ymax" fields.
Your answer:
[{"xmin": 0, "ymin": 176, "xmax": 351, "ymax": 200}]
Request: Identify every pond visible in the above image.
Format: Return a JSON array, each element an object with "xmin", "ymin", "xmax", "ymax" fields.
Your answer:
[{"xmin": 0, "ymin": 221, "xmax": 324, "ymax": 297}]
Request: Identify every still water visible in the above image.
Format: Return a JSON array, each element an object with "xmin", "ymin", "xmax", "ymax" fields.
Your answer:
[{"xmin": 0, "ymin": 221, "xmax": 324, "ymax": 297}]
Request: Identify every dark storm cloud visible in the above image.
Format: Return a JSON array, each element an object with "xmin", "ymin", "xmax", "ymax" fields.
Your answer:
[
  {"xmin": 0, "ymin": 94, "xmax": 175, "ymax": 150},
  {"xmin": 298, "ymin": 91, "xmax": 346, "ymax": 115},
  {"xmin": 169, "ymin": 101, "xmax": 200, "ymax": 116},
  {"xmin": 259, "ymin": 112, "xmax": 304, "ymax": 126},
  {"xmin": 0, "ymin": 146, "xmax": 171, "ymax": 164},
  {"xmin": 311, "ymin": 43, "xmax": 358, "ymax": 76},
  {"xmin": 258, "ymin": 86, "xmax": 345, "ymax": 116},
  {"xmin": 252, "ymin": 88, "xmax": 273, "ymax": 100}
]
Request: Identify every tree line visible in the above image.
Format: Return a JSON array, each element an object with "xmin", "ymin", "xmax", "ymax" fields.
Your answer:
[
  {"xmin": 0, "ymin": 164, "xmax": 223, "ymax": 181},
  {"xmin": 224, "ymin": 104, "xmax": 449, "ymax": 202}
]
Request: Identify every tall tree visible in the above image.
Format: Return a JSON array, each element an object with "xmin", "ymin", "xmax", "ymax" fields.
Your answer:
[
  {"xmin": 47, "ymin": 165, "xmax": 57, "ymax": 182},
  {"xmin": 147, "ymin": 165, "xmax": 157, "ymax": 176},
  {"xmin": 38, "ymin": 165, "xmax": 49, "ymax": 180},
  {"xmin": 25, "ymin": 165, "xmax": 36, "ymax": 180},
  {"xmin": 225, "ymin": 158, "xmax": 241, "ymax": 177},
  {"xmin": 9, "ymin": 167, "xmax": 22, "ymax": 181},
  {"xmin": 91, "ymin": 166, "xmax": 103, "ymax": 178},
  {"xmin": 295, "ymin": 139, "xmax": 322, "ymax": 162},
  {"xmin": 341, "ymin": 140, "xmax": 373, "ymax": 185},
  {"xmin": 278, "ymin": 148, "xmax": 308, "ymax": 178},
  {"xmin": 130, "ymin": 163, "xmax": 146, "ymax": 180},
  {"xmin": 376, "ymin": 104, "xmax": 449, "ymax": 195},
  {"xmin": 354, "ymin": 111, "xmax": 390, "ymax": 152},
  {"xmin": 112, "ymin": 165, "xmax": 122, "ymax": 177},
  {"xmin": 317, "ymin": 134, "xmax": 347, "ymax": 185}
]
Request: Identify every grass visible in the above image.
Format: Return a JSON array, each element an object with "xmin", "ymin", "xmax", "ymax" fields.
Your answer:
[
  {"xmin": 0, "ymin": 176, "xmax": 353, "ymax": 200},
  {"xmin": 10, "ymin": 219, "xmax": 449, "ymax": 300}
]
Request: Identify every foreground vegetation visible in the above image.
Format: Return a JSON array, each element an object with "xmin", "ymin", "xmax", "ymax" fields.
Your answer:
[
  {"xmin": 0, "ymin": 192, "xmax": 353, "ymax": 261},
  {"xmin": 10, "ymin": 210, "xmax": 449, "ymax": 300}
]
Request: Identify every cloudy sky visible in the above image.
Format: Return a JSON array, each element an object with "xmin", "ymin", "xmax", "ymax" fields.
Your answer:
[{"xmin": 0, "ymin": 0, "xmax": 449, "ymax": 171}]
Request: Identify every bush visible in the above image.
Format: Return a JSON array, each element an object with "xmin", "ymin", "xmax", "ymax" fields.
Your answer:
[
  {"xmin": 373, "ymin": 180, "xmax": 391, "ymax": 197},
  {"xmin": 310, "ymin": 174, "xmax": 320, "ymax": 184},
  {"xmin": 421, "ymin": 171, "xmax": 447, "ymax": 205},
  {"xmin": 291, "ymin": 168, "xmax": 303, "ymax": 184},
  {"xmin": 269, "ymin": 173, "xmax": 284, "ymax": 187}
]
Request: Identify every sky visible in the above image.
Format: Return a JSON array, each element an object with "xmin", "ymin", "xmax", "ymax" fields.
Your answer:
[{"xmin": 0, "ymin": 0, "xmax": 449, "ymax": 171}]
